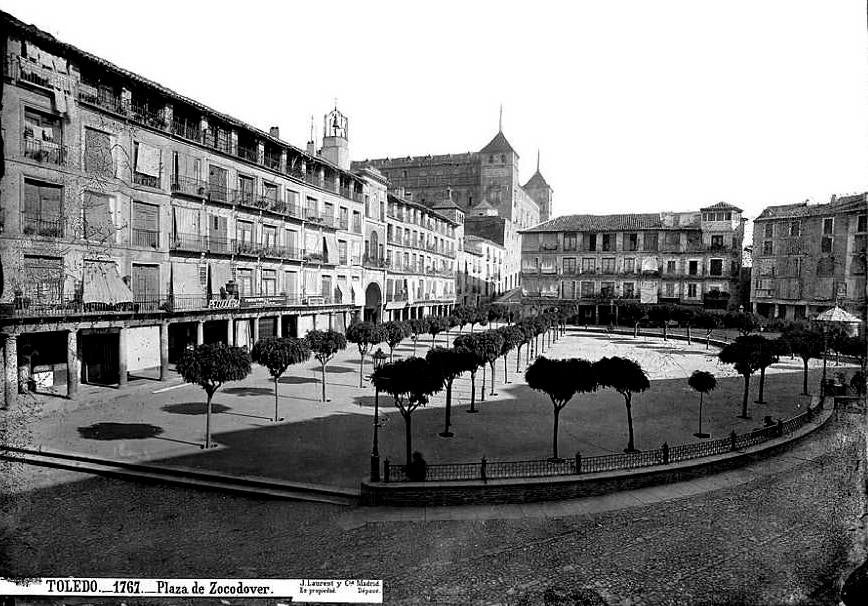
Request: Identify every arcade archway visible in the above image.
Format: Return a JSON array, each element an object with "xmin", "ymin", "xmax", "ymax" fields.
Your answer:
[{"xmin": 364, "ymin": 282, "xmax": 382, "ymax": 323}]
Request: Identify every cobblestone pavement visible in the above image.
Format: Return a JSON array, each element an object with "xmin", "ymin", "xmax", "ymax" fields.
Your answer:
[{"xmin": 3, "ymin": 415, "xmax": 864, "ymax": 606}]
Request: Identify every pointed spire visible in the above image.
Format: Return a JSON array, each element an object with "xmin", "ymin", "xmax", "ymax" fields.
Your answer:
[
  {"xmin": 498, "ymin": 104, "xmax": 503, "ymax": 132},
  {"xmin": 536, "ymin": 149, "xmax": 540, "ymax": 173}
]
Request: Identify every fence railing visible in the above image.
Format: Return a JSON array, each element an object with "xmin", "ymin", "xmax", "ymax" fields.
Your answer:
[
  {"xmin": 382, "ymin": 401, "xmax": 822, "ymax": 483},
  {"xmin": 22, "ymin": 137, "xmax": 67, "ymax": 165}
]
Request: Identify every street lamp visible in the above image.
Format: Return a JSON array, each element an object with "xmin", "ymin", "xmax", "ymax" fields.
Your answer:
[{"xmin": 370, "ymin": 347, "xmax": 388, "ymax": 482}]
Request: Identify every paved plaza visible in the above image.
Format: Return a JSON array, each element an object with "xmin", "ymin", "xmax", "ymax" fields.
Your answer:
[{"xmin": 9, "ymin": 329, "xmax": 837, "ymax": 490}]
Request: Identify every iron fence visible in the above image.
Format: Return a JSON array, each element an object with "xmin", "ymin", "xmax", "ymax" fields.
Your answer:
[
  {"xmin": 382, "ymin": 402, "xmax": 822, "ymax": 483},
  {"xmin": 22, "ymin": 137, "xmax": 67, "ymax": 165}
]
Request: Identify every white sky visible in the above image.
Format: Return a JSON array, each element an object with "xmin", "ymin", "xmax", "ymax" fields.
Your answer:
[{"xmin": 6, "ymin": 0, "xmax": 867, "ymax": 239}]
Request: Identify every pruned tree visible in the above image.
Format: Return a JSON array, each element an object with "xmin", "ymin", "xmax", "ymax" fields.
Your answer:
[
  {"xmin": 427, "ymin": 315, "xmax": 450, "ymax": 347},
  {"xmin": 781, "ymin": 325, "xmax": 824, "ymax": 395},
  {"xmin": 516, "ymin": 320, "xmax": 534, "ymax": 371},
  {"xmin": 718, "ymin": 335, "xmax": 765, "ymax": 417},
  {"xmin": 497, "ymin": 325, "xmax": 525, "ymax": 384},
  {"xmin": 176, "ymin": 343, "xmax": 252, "ymax": 448},
  {"xmin": 453, "ymin": 333, "xmax": 486, "ymax": 413},
  {"xmin": 618, "ymin": 303, "xmax": 646, "ymax": 337},
  {"xmin": 838, "ymin": 334, "xmax": 868, "ymax": 374},
  {"xmin": 478, "ymin": 330, "xmax": 505, "ymax": 398},
  {"xmin": 305, "ymin": 329, "xmax": 348, "ymax": 402},
  {"xmin": 346, "ymin": 321, "xmax": 386, "ymax": 388},
  {"xmin": 595, "ymin": 356, "xmax": 651, "ymax": 452},
  {"xmin": 381, "ymin": 320, "xmax": 410, "ymax": 362},
  {"xmin": 723, "ymin": 311, "xmax": 765, "ymax": 336},
  {"xmin": 371, "ymin": 357, "xmax": 445, "ymax": 466},
  {"xmin": 687, "ymin": 370, "xmax": 717, "ymax": 438},
  {"xmin": 426, "ymin": 346, "xmax": 476, "ymax": 437},
  {"xmin": 754, "ymin": 336, "xmax": 788, "ymax": 404},
  {"xmin": 673, "ymin": 306, "xmax": 696, "ymax": 343},
  {"xmin": 647, "ymin": 304, "xmax": 677, "ymax": 340},
  {"xmin": 694, "ymin": 311, "xmax": 722, "ymax": 349},
  {"xmin": 525, "ymin": 356, "xmax": 598, "ymax": 459},
  {"xmin": 407, "ymin": 317, "xmax": 430, "ymax": 356},
  {"xmin": 251, "ymin": 337, "xmax": 311, "ymax": 421}
]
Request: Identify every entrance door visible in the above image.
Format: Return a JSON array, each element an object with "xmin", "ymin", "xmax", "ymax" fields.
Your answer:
[{"xmin": 81, "ymin": 332, "xmax": 120, "ymax": 385}]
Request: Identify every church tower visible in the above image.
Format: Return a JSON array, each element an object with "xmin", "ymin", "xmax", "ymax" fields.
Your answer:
[
  {"xmin": 523, "ymin": 151, "xmax": 553, "ymax": 223},
  {"xmin": 478, "ymin": 106, "xmax": 520, "ymax": 221},
  {"xmin": 320, "ymin": 105, "xmax": 350, "ymax": 170}
]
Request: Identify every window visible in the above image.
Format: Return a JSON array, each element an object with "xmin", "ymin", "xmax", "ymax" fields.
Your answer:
[
  {"xmin": 789, "ymin": 221, "xmax": 800, "ymax": 237},
  {"xmin": 627, "ymin": 233, "xmax": 638, "ymax": 251},
  {"xmin": 624, "ymin": 258, "xmax": 635, "ymax": 273},
  {"xmin": 666, "ymin": 260, "xmax": 677, "ymax": 274},
  {"xmin": 339, "ymin": 207, "xmax": 349, "ymax": 230},
  {"xmin": 285, "ymin": 271, "xmax": 298, "ymax": 297},
  {"xmin": 664, "ymin": 283, "xmax": 675, "ymax": 297},
  {"xmin": 133, "ymin": 142, "xmax": 161, "ymax": 188},
  {"xmin": 763, "ymin": 240, "xmax": 773, "ymax": 255},
  {"xmin": 711, "ymin": 235, "xmax": 724, "ymax": 249},
  {"xmin": 581, "ymin": 257, "xmax": 595, "ymax": 273},
  {"xmin": 623, "ymin": 282, "xmax": 635, "ymax": 298},
  {"xmin": 821, "ymin": 235, "xmax": 833, "ymax": 254},
  {"xmin": 131, "ymin": 263, "xmax": 159, "ymax": 299},
  {"xmin": 306, "ymin": 196, "xmax": 318, "ymax": 217},
  {"xmin": 858, "ymin": 215, "xmax": 867, "ymax": 232},
  {"xmin": 601, "ymin": 257, "xmax": 616, "ymax": 273},
  {"xmin": 601, "ymin": 282, "xmax": 614, "ymax": 297},
  {"xmin": 238, "ymin": 175, "xmax": 255, "ymax": 204},
  {"xmin": 236, "ymin": 220, "xmax": 253, "ymax": 243},
  {"xmin": 541, "ymin": 233, "xmax": 558, "ymax": 250},
  {"xmin": 664, "ymin": 232, "xmax": 680, "ymax": 249},
  {"xmin": 208, "ymin": 165, "xmax": 228, "ymax": 202},
  {"xmin": 286, "ymin": 189, "xmax": 300, "ymax": 213},
  {"xmin": 84, "ymin": 128, "xmax": 114, "ymax": 177},
  {"xmin": 709, "ymin": 259, "xmax": 723, "ymax": 276},
  {"xmin": 817, "ymin": 257, "xmax": 835, "ymax": 278},
  {"xmin": 83, "ymin": 192, "xmax": 113, "ymax": 242},
  {"xmin": 263, "ymin": 182, "xmax": 278, "ymax": 205},
  {"xmin": 321, "ymin": 276, "xmax": 332, "ymax": 301},
  {"xmin": 643, "ymin": 232, "xmax": 658, "ymax": 251},
  {"xmin": 763, "ymin": 223, "xmax": 774, "ymax": 238},
  {"xmin": 23, "ymin": 107, "xmax": 64, "ymax": 164},
  {"xmin": 601, "ymin": 234, "xmax": 613, "ymax": 251},
  {"xmin": 338, "ymin": 240, "xmax": 348, "ymax": 264},
  {"xmin": 21, "ymin": 255, "xmax": 63, "ymax": 303},
  {"xmin": 563, "ymin": 232, "xmax": 578, "ymax": 251},
  {"xmin": 563, "ymin": 257, "xmax": 577, "ymax": 274},
  {"xmin": 823, "ymin": 218, "xmax": 834, "ymax": 235},
  {"xmin": 324, "ymin": 202, "xmax": 334, "ymax": 221},
  {"xmin": 262, "ymin": 225, "xmax": 277, "ymax": 249},
  {"xmin": 22, "ymin": 180, "xmax": 63, "ymax": 237},
  {"xmin": 688, "ymin": 260, "xmax": 699, "ymax": 276},
  {"xmin": 132, "ymin": 201, "xmax": 159, "ymax": 248},
  {"xmin": 261, "ymin": 269, "xmax": 277, "ymax": 296},
  {"xmin": 237, "ymin": 268, "xmax": 253, "ymax": 296},
  {"xmin": 581, "ymin": 281, "xmax": 594, "ymax": 297},
  {"xmin": 352, "ymin": 210, "xmax": 362, "ymax": 233},
  {"xmin": 587, "ymin": 234, "xmax": 597, "ymax": 251},
  {"xmin": 688, "ymin": 284, "xmax": 698, "ymax": 298}
]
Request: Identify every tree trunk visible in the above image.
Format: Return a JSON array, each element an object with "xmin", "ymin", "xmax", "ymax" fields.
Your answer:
[
  {"xmin": 663, "ymin": 323, "xmax": 668, "ymax": 341},
  {"xmin": 624, "ymin": 395, "xmax": 636, "ymax": 452},
  {"xmin": 468, "ymin": 371, "xmax": 478, "ymax": 413},
  {"xmin": 740, "ymin": 374, "xmax": 750, "ymax": 418},
  {"xmin": 481, "ymin": 365, "xmax": 486, "ymax": 402},
  {"xmin": 359, "ymin": 351, "xmax": 365, "ymax": 388},
  {"xmin": 205, "ymin": 391, "xmax": 213, "ymax": 448},
  {"xmin": 404, "ymin": 412, "xmax": 412, "ymax": 467},
  {"xmin": 504, "ymin": 355, "xmax": 509, "ymax": 383},
  {"xmin": 698, "ymin": 392, "xmax": 703, "ymax": 435},
  {"xmin": 273, "ymin": 376, "xmax": 280, "ymax": 421},
  {"xmin": 412, "ymin": 338, "xmax": 417, "ymax": 356},
  {"xmin": 756, "ymin": 367, "xmax": 766, "ymax": 403},
  {"xmin": 634, "ymin": 322, "xmax": 639, "ymax": 338},
  {"xmin": 551, "ymin": 405, "xmax": 561, "ymax": 460},
  {"xmin": 516, "ymin": 346, "xmax": 522, "ymax": 372},
  {"xmin": 802, "ymin": 358, "xmax": 809, "ymax": 395},
  {"xmin": 526, "ymin": 341, "xmax": 531, "ymax": 366},
  {"xmin": 440, "ymin": 381, "xmax": 453, "ymax": 436},
  {"xmin": 490, "ymin": 362, "xmax": 496, "ymax": 395},
  {"xmin": 686, "ymin": 324, "xmax": 692, "ymax": 344},
  {"xmin": 321, "ymin": 362, "xmax": 327, "ymax": 402},
  {"xmin": 432, "ymin": 333, "xmax": 436, "ymax": 347}
]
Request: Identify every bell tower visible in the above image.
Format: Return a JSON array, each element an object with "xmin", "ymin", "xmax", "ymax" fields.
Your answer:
[{"xmin": 321, "ymin": 104, "xmax": 350, "ymax": 170}]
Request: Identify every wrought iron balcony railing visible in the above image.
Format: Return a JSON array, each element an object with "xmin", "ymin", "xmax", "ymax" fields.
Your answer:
[{"xmin": 22, "ymin": 137, "xmax": 67, "ymax": 165}]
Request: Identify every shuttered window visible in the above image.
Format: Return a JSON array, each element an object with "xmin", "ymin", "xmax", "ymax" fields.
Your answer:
[
  {"xmin": 84, "ymin": 128, "xmax": 114, "ymax": 176},
  {"xmin": 83, "ymin": 192, "xmax": 114, "ymax": 242}
]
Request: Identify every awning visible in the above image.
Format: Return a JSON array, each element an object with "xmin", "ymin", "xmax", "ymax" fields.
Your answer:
[
  {"xmin": 351, "ymin": 282, "xmax": 364, "ymax": 306},
  {"xmin": 335, "ymin": 281, "xmax": 349, "ymax": 304},
  {"xmin": 172, "ymin": 262, "xmax": 204, "ymax": 297},
  {"xmin": 324, "ymin": 232, "xmax": 339, "ymax": 264},
  {"xmin": 641, "ymin": 257, "xmax": 659, "ymax": 272},
  {"xmin": 816, "ymin": 305, "xmax": 862, "ymax": 324},
  {"xmin": 83, "ymin": 261, "xmax": 133, "ymax": 305},
  {"xmin": 136, "ymin": 142, "xmax": 161, "ymax": 177},
  {"xmin": 639, "ymin": 280, "xmax": 658, "ymax": 304},
  {"xmin": 385, "ymin": 301, "xmax": 407, "ymax": 310},
  {"xmin": 209, "ymin": 262, "xmax": 233, "ymax": 295}
]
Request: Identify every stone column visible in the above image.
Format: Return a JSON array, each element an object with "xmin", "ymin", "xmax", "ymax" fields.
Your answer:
[
  {"xmin": 252, "ymin": 317, "xmax": 260, "ymax": 344},
  {"xmin": 227, "ymin": 319, "xmax": 235, "ymax": 346},
  {"xmin": 275, "ymin": 316, "xmax": 283, "ymax": 337},
  {"xmin": 118, "ymin": 328, "xmax": 128, "ymax": 387},
  {"xmin": 328, "ymin": 313, "xmax": 334, "ymax": 331},
  {"xmin": 3, "ymin": 335, "xmax": 18, "ymax": 409},
  {"xmin": 66, "ymin": 330, "xmax": 79, "ymax": 398},
  {"xmin": 159, "ymin": 323, "xmax": 170, "ymax": 381},
  {"xmin": 196, "ymin": 321, "xmax": 204, "ymax": 346}
]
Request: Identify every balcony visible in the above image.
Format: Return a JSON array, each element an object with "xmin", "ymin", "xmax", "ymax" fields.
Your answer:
[
  {"xmin": 386, "ymin": 292, "xmax": 408, "ymax": 303},
  {"xmin": 128, "ymin": 100, "xmax": 165, "ymax": 130},
  {"xmin": 171, "ymin": 176, "xmax": 209, "ymax": 199},
  {"xmin": 170, "ymin": 232, "xmax": 207, "ymax": 252},
  {"xmin": 208, "ymin": 184, "xmax": 231, "ymax": 204},
  {"xmin": 133, "ymin": 172, "xmax": 160, "ymax": 189},
  {"xmin": 237, "ymin": 145, "xmax": 258, "ymax": 163},
  {"xmin": 22, "ymin": 137, "xmax": 67, "ymax": 165},
  {"xmin": 305, "ymin": 212, "xmax": 335, "ymax": 229},
  {"xmin": 303, "ymin": 250, "xmax": 329, "ymax": 264},
  {"xmin": 234, "ymin": 238, "xmax": 262, "ymax": 256},
  {"xmin": 352, "ymin": 221, "xmax": 362, "ymax": 234},
  {"xmin": 172, "ymin": 118, "xmax": 201, "ymax": 142},
  {"xmin": 363, "ymin": 254, "xmax": 388, "ymax": 269},
  {"xmin": 263, "ymin": 155, "xmax": 282, "ymax": 172},
  {"xmin": 77, "ymin": 86, "xmax": 126, "ymax": 116},
  {"xmin": 131, "ymin": 227, "xmax": 159, "ymax": 249},
  {"xmin": 21, "ymin": 215, "xmax": 64, "ymax": 238}
]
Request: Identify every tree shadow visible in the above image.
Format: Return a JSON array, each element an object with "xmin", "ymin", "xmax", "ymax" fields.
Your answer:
[
  {"xmin": 278, "ymin": 376, "xmax": 319, "ymax": 385},
  {"xmin": 162, "ymin": 402, "xmax": 232, "ymax": 415},
  {"xmin": 223, "ymin": 386, "xmax": 273, "ymax": 397},
  {"xmin": 325, "ymin": 365, "xmax": 356, "ymax": 374},
  {"xmin": 77, "ymin": 422, "xmax": 164, "ymax": 440}
]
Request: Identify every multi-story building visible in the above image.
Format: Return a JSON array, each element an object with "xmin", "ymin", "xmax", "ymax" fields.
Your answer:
[
  {"xmin": 382, "ymin": 191, "xmax": 458, "ymax": 321},
  {"xmin": 457, "ymin": 235, "xmax": 507, "ymax": 306},
  {"xmin": 751, "ymin": 193, "xmax": 867, "ymax": 320},
  {"xmin": 519, "ymin": 204, "xmax": 745, "ymax": 323},
  {"xmin": 0, "ymin": 11, "xmax": 455, "ymax": 407},
  {"xmin": 352, "ymin": 124, "xmax": 551, "ymax": 293}
]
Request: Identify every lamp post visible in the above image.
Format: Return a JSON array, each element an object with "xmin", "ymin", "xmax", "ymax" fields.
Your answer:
[{"xmin": 370, "ymin": 347, "xmax": 388, "ymax": 482}]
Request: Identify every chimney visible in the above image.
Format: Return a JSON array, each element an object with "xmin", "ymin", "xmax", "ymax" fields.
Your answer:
[
  {"xmin": 306, "ymin": 140, "xmax": 317, "ymax": 155},
  {"xmin": 269, "ymin": 126, "xmax": 280, "ymax": 139}
]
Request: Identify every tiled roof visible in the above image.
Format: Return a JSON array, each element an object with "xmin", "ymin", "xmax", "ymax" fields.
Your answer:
[
  {"xmin": 523, "ymin": 171, "xmax": 550, "ymax": 190},
  {"xmin": 521, "ymin": 213, "xmax": 698, "ymax": 233},
  {"xmin": 755, "ymin": 193, "xmax": 867, "ymax": 221},
  {"xmin": 701, "ymin": 201, "xmax": 743, "ymax": 212},
  {"xmin": 479, "ymin": 131, "xmax": 517, "ymax": 156},
  {"xmin": 431, "ymin": 197, "xmax": 462, "ymax": 211}
]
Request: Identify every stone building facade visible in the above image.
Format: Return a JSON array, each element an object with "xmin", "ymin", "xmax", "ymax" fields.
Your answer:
[
  {"xmin": 750, "ymin": 193, "xmax": 867, "ymax": 320},
  {"xmin": 520, "ymin": 203, "xmax": 745, "ymax": 323},
  {"xmin": 0, "ymin": 11, "xmax": 455, "ymax": 407},
  {"xmin": 352, "ymin": 126, "xmax": 552, "ymax": 294}
]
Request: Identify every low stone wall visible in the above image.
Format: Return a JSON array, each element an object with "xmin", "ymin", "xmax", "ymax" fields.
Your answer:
[{"xmin": 360, "ymin": 406, "xmax": 833, "ymax": 507}]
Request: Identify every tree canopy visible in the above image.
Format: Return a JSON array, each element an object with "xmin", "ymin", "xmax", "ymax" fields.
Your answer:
[
  {"xmin": 251, "ymin": 336, "xmax": 311, "ymax": 378},
  {"xmin": 688, "ymin": 370, "xmax": 717, "ymax": 394},
  {"xmin": 306, "ymin": 329, "xmax": 348, "ymax": 363},
  {"xmin": 177, "ymin": 342, "xmax": 252, "ymax": 396}
]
